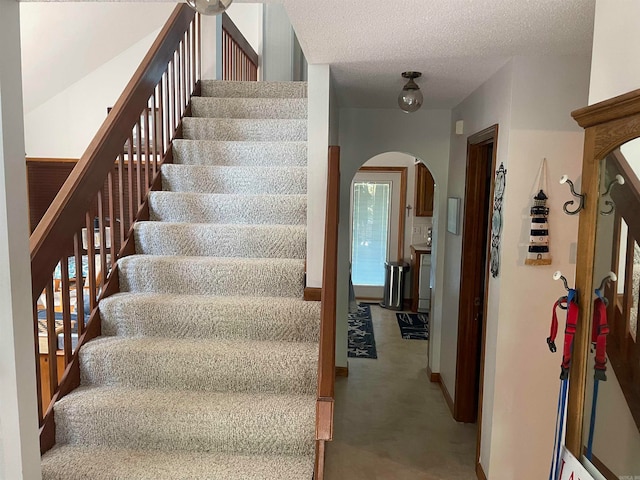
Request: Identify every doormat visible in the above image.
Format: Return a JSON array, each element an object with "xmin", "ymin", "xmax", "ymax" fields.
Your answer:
[
  {"xmin": 348, "ymin": 304, "xmax": 378, "ymax": 359},
  {"xmin": 396, "ymin": 312, "xmax": 429, "ymax": 340}
]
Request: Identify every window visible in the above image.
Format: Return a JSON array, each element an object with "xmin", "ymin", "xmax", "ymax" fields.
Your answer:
[{"xmin": 351, "ymin": 181, "xmax": 391, "ymax": 286}]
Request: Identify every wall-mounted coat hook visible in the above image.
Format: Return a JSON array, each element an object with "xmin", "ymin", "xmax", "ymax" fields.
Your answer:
[
  {"xmin": 596, "ymin": 271, "xmax": 617, "ymax": 295},
  {"xmin": 553, "ymin": 270, "xmax": 570, "ymax": 292},
  {"xmin": 560, "ymin": 175, "xmax": 585, "ymax": 215},
  {"xmin": 600, "ymin": 174, "xmax": 625, "ymax": 216}
]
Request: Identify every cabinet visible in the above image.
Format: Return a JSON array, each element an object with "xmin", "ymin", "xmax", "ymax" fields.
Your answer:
[{"xmin": 415, "ymin": 163, "xmax": 434, "ymax": 216}]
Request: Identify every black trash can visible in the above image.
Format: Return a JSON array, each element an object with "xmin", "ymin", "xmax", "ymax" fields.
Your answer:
[{"xmin": 380, "ymin": 261, "xmax": 410, "ymax": 310}]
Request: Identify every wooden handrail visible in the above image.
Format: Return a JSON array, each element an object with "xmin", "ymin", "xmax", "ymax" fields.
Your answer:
[
  {"xmin": 30, "ymin": 4, "xmax": 196, "ymax": 304},
  {"xmin": 315, "ymin": 146, "xmax": 340, "ymax": 480},
  {"xmin": 221, "ymin": 12, "xmax": 258, "ymax": 81}
]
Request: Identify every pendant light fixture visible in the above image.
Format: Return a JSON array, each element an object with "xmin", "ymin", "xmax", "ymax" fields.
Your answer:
[
  {"xmin": 186, "ymin": 0, "xmax": 233, "ymax": 16},
  {"xmin": 398, "ymin": 71, "xmax": 423, "ymax": 113}
]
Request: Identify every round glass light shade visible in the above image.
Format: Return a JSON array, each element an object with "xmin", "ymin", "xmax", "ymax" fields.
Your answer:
[
  {"xmin": 398, "ymin": 82, "xmax": 423, "ymax": 113},
  {"xmin": 186, "ymin": 0, "xmax": 233, "ymax": 16}
]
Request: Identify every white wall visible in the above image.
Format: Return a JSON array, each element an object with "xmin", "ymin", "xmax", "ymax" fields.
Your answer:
[
  {"xmin": 262, "ymin": 4, "xmax": 295, "ymax": 82},
  {"xmin": 337, "ymin": 107, "xmax": 451, "ymax": 369},
  {"xmin": 226, "ymin": 3, "xmax": 262, "ymax": 54},
  {"xmin": 445, "ymin": 55, "xmax": 590, "ymax": 478},
  {"xmin": 444, "ymin": 60, "xmax": 514, "ymax": 471},
  {"xmin": 0, "ymin": 0, "xmax": 42, "ymax": 478},
  {"xmin": 19, "ymin": 2, "xmax": 175, "ymax": 115},
  {"xmin": 589, "ymin": 0, "xmax": 640, "ymax": 105},
  {"xmin": 306, "ymin": 65, "xmax": 331, "ymax": 290},
  {"xmin": 24, "ymin": 30, "xmax": 161, "ymax": 159}
]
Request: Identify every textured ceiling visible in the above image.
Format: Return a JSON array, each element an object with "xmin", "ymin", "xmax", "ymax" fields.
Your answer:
[{"xmin": 246, "ymin": 0, "xmax": 596, "ymax": 108}]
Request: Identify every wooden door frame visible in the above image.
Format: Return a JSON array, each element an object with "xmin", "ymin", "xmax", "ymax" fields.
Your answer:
[
  {"xmin": 453, "ymin": 125, "xmax": 498, "ymax": 473},
  {"xmin": 356, "ymin": 166, "xmax": 408, "ymax": 262}
]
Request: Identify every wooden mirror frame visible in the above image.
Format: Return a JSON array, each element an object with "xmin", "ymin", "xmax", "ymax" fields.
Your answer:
[{"xmin": 566, "ymin": 88, "xmax": 640, "ymax": 456}]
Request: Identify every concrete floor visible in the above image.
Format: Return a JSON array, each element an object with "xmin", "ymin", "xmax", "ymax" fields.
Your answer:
[{"xmin": 325, "ymin": 305, "xmax": 477, "ymax": 480}]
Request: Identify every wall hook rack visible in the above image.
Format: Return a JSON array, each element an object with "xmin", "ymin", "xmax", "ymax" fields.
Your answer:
[
  {"xmin": 596, "ymin": 271, "xmax": 617, "ymax": 294},
  {"xmin": 552, "ymin": 271, "xmax": 572, "ymax": 316},
  {"xmin": 553, "ymin": 270, "xmax": 570, "ymax": 292},
  {"xmin": 600, "ymin": 174, "xmax": 625, "ymax": 215},
  {"xmin": 560, "ymin": 175, "xmax": 585, "ymax": 215}
]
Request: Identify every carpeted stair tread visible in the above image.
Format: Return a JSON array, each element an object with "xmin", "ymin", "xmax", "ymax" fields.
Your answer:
[
  {"xmin": 200, "ymin": 80, "xmax": 307, "ymax": 98},
  {"xmin": 118, "ymin": 255, "xmax": 305, "ymax": 297},
  {"xmin": 172, "ymin": 140, "xmax": 307, "ymax": 167},
  {"xmin": 183, "ymin": 118, "xmax": 306, "ymax": 142},
  {"xmin": 134, "ymin": 222, "xmax": 306, "ymax": 258},
  {"xmin": 148, "ymin": 192, "xmax": 306, "ymax": 225},
  {"xmin": 54, "ymin": 386, "xmax": 316, "ymax": 456},
  {"xmin": 41, "ymin": 445, "xmax": 313, "ymax": 480},
  {"xmin": 100, "ymin": 293, "xmax": 320, "ymax": 342},
  {"xmin": 161, "ymin": 164, "xmax": 307, "ymax": 194},
  {"xmin": 80, "ymin": 336, "xmax": 318, "ymax": 394},
  {"xmin": 191, "ymin": 97, "xmax": 307, "ymax": 119}
]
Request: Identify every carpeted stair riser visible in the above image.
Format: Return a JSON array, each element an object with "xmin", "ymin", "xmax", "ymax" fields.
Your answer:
[
  {"xmin": 161, "ymin": 164, "xmax": 307, "ymax": 195},
  {"xmin": 54, "ymin": 387, "xmax": 316, "ymax": 456},
  {"xmin": 118, "ymin": 255, "xmax": 305, "ymax": 298},
  {"xmin": 182, "ymin": 118, "xmax": 307, "ymax": 142},
  {"xmin": 172, "ymin": 140, "xmax": 307, "ymax": 167},
  {"xmin": 191, "ymin": 97, "xmax": 307, "ymax": 119},
  {"xmin": 99, "ymin": 293, "xmax": 320, "ymax": 342},
  {"xmin": 41, "ymin": 446, "xmax": 314, "ymax": 480},
  {"xmin": 80, "ymin": 337, "xmax": 318, "ymax": 395},
  {"xmin": 134, "ymin": 223, "xmax": 306, "ymax": 258},
  {"xmin": 148, "ymin": 192, "xmax": 307, "ymax": 225},
  {"xmin": 200, "ymin": 80, "xmax": 307, "ymax": 98}
]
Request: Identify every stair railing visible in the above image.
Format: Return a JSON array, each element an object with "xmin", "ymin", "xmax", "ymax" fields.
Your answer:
[
  {"xmin": 30, "ymin": 4, "xmax": 200, "ymax": 453},
  {"xmin": 221, "ymin": 12, "xmax": 258, "ymax": 81},
  {"xmin": 315, "ymin": 146, "xmax": 340, "ymax": 479}
]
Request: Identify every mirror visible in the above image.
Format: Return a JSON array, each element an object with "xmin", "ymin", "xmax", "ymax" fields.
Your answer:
[{"xmin": 582, "ymin": 140, "xmax": 640, "ymax": 478}]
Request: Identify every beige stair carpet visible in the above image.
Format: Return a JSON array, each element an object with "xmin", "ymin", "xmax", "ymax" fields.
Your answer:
[{"xmin": 41, "ymin": 80, "xmax": 319, "ymax": 479}]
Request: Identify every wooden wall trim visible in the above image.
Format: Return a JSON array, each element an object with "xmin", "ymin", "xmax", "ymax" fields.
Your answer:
[
  {"xmin": 476, "ymin": 462, "xmax": 487, "ymax": 480},
  {"xmin": 317, "ymin": 146, "xmax": 340, "ymax": 401},
  {"xmin": 335, "ymin": 366, "xmax": 349, "ymax": 377},
  {"xmin": 315, "ymin": 144, "xmax": 339, "ymax": 480},
  {"xmin": 26, "ymin": 157, "xmax": 78, "ymax": 164},
  {"xmin": 440, "ymin": 375, "xmax": 455, "ymax": 416},
  {"xmin": 304, "ymin": 287, "xmax": 322, "ymax": 301},
  {"xmin": 426, "ymin": 364, "xmax": 440, "ymax": 383}
]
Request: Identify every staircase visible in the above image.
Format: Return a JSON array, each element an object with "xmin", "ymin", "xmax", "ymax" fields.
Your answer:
[{"xmin": 40, "ymin": 80, "xmax": 321, "ymax": 479}]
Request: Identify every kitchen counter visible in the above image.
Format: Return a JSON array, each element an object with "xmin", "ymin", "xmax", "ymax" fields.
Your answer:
[{"xmin": 411, "ymin": 243, "xmax": 432, "ymax": 253}]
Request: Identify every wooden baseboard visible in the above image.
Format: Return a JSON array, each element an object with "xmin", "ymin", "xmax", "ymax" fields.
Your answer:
[
  {"xmin": 426, "ymin": 365, "xmax": 440, "ymax": 383},
  {"xmin": 476, "ymin": 462, "xmax": 487, "ymax": 480},
  {"xmin": 336, "ymin": 366, "xmax": 349, "ymax": 377},
  {"xmin": 304, "ymin": 287, "xmax": 322, "ymax": 301},
  {"xmin": 440, "ymin": 375, "xmax": 455, "ymax": 416}
]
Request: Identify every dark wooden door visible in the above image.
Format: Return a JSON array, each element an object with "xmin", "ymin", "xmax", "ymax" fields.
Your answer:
[{"xmin": 454, "ymin": 125, "xmax": 497, "ymax": 423}]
